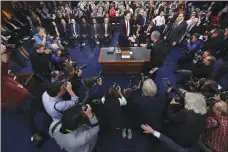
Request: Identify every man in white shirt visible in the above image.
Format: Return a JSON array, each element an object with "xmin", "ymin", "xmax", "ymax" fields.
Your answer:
[
  {"xmin": 42, "ymin": 82, "xmax": 79, "ymax": 120},
  {"xmin": 153, "ymin": 11, "xmax": 165, "ymax": 32}
]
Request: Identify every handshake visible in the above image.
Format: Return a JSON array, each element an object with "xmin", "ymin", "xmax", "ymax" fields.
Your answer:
[{"xmin": 128, "ymin": 35, "xmax": 136, "ymax": 43}]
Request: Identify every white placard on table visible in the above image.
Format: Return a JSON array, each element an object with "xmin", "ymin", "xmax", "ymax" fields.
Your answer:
[{"xmin": 122, "ymin": 55, "xmax": 131, "ymax": 59}]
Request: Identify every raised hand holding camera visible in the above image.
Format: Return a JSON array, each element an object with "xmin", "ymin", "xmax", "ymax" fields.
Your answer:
[{"xmin": 82, "ymin": 104, "xmax": 93, "ymax": 119}]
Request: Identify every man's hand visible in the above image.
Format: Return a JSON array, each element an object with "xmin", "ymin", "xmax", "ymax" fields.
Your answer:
[
  {"xmin": 76, "ymin": 69, "xmax": 82, "ymax": 77},
  {"xmin": 43, "ymin": 33, "xmax": 47, "ymax": 38},
  {"xmin": 133, "ymin": 35, "xmax": 136, "ymax": 39},
  {"xmin": 57, "ymin": 50, "xmax": 61, "ymax": 56},
  {"xmin": 167, "ymin": 87, "xmax": 173, "ymax": 93},
  {"xmin": 1, "ymin": 44, "xmax": 7, "ymax": 54},
  {"xmin": 172, "ymin": 41, "xmax": 176, "ymax": 46},
  {"xmin": 97, "ymin": 78, "xmax": 102, "ymax": 86},
  {"xmin": 170, "ymin": 98, "xmax": 179, "ymax": 104},
  {"xmin": 104, "ymin": 33, "xmax": 109, "ymax": 37},
  {"xmin": 82, "ymin": 104, "xmax": 93, "ymax": 119},
  {"xmin": 144, "ymin": 31, "xmax": 147, "ymax": 34},
  {"xmin": 186, "ymin": 39, "xmax": 190, "ymax": 43},
  {"xmin": 45, "ymin": 49, "xmax": 51, "ymax": 54},
  {"xmin": 141, "ymin": 124, "xmax": 155, "ymax": 134},
  {"xmin": 214, "ymin": 94, "xmax": 221, "ymax": 101},
  {"xmin": 65, "ymin": 82, "xmax": 73, "ymax": 92}
]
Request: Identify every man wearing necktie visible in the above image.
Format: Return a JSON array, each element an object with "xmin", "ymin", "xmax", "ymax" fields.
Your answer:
[
  {"xmin": 69, "ymin": 19, "xmax": 83, "ymax": 50},
  {"xmin": 166, "ymin": 12, "xmax": 187, "ymax": 47},
  {"xmin": 100, "ymin": 17, "xmax": 112, "ymax": 47},
  {"xmin": 118, "ymin": 10, "xmax": 136, "ymax": 47},
  {"xmin": 89, "ymin": 18, "xmax": 101, "ymax": 50}
]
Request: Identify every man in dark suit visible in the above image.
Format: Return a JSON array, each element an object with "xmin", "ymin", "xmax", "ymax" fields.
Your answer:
[
  {"xmin": 100, "ymin": 17, "xmax": 112, "ymax": 47},
  {"xmin": 57, "ymin": 19, "xmax": 68, "ymax": 39},
  {"xmin": 142, "ymin": 31, "xmax": 168, "ymax": 77},
  {"xmin": 138, "ymin": 11, "xmax": 148, "ymax": 27},
  {"xmin": 166, "ymin": 12, "xmax": 188, "ymax": 47},
  {"xmin": 118, "ymin": 10, "xmax": 136, "ymax": 47},
  {"xmin": 80, "ymin": 17, "xmax": 90, "ymax": 49},
  {"xmin": 68, "ymin": 18, "xmax": 82, "ymax": 50},
  {"xmin": 89, "ymin": 18, "xmax": 100, "ymax": 50}
]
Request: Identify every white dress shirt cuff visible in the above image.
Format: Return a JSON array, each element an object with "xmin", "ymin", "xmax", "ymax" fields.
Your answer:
[
  {"xmin": 89, "ymin": 115, "xmax": 98, "ymax": 124},
  {"xmin": 71, "ymin": 96, "xmax": 79, "ymax": 103},
  {"xmin": 153, "ymin": 131, "xmax": 161, "ymax": 138}
]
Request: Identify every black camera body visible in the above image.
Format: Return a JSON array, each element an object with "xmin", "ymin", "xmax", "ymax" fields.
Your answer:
[
  {"xmin": 76, "ymin": 64, "xmax": 87, "ymax": 73},
  {"xmin": 185, "ymin": 33, "xmax": 192, "ymax": 40}
]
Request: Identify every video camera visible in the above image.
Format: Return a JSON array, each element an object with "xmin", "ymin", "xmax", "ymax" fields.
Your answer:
[
  {"xmin": 75, "ymin": 64, "xmax": 87, "ymax": 73},
  {"xmin": 112, "ymin": 81, "xmax": 120, "ymax": 91},
  {"xmin": 163, "ymin": 78, "xmax": 186, "ymax": 104},
  {"xmin": 193, "ymin": 50, "xmax": 204, "ymax": 64},
  {"xmin": 184, "ymin": 33, "xmax": 192, "ymax": 40}
]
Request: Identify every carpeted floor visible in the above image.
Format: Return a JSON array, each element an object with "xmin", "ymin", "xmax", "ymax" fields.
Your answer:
[{"xmin": 2, "ymin": 32, "xmax": 227, "ymax": 152}]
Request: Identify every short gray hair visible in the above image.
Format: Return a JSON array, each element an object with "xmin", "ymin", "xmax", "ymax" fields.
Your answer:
[
  {"xmin": 151, "ymin": 31, "xmax": 161, "ymax": 40},
  {"xmin": 50, "ymin": 44, "xmax": 59, "ymax": 52},
  {"xmin": 184, "ymin": 92, "xmax": 207, "ymax": 115},
  {"xmin": 142, "ymin": 79, "xmax": 157, "ymax": 97}
]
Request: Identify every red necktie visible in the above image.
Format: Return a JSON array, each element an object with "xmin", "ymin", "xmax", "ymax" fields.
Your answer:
[{"xmin": 126, "ymin": 21, "xmax": 128, "ymax": 36}]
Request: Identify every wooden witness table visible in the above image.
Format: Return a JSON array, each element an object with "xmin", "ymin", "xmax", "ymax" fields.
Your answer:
[{"xmin": 98, "ymin": 47, "xmax": 150, "ymax": 75}]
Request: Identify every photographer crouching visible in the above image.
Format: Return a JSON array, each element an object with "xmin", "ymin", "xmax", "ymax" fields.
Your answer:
[
  {"xmin": 177, "ymin": 33, "xmax": 202, "ymax": 67},
  {"xmin": 176, "ymin": 50, "xmax": 216, "ymax": 79}
]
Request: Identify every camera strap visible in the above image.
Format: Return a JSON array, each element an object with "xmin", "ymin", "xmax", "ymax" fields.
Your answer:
[
  {"xmin": 51, "ymin": 121, "xmax": 62, "ymax": 135},
  {"xmin": 54, "ymin": 101, "xmax": 64, "ymax": 114}
]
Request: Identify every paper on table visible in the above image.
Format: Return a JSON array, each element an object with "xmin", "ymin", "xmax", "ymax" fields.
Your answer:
[{"xmin": 122, "ymin": 55, "xmax": 131, "ymax": 58}]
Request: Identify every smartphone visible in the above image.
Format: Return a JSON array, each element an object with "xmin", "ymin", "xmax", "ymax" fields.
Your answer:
[{"xmin": 162, "ymin": 78, "xmax": 172, "ymax": 88}]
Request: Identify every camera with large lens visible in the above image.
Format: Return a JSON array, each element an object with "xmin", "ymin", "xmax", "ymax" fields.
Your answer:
[
  {"xmin": 164, "ymin": 78, "xmax": 186, "ymax": 105},
  {"xmin": 75, "ymin": 64, "xmax": 87, "ymax": 73},
  {"xmin": 193, "ymin": 50, "xmax": 204, "ymax": 64},
  {"xmin": 185, "ymin": 33, "xmax": 192, "ymax": 40}
]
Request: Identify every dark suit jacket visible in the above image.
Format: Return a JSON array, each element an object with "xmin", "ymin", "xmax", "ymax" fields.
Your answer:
[
  {"xmin": 167, "ymin": 20, "xmax": 188, "ymax": 44},
  {"xmin": 150, "ymin": 39, "xmax": 168, "ymax": 68},
  {"xmin": 57, "ymin": 23, "xmax": 68, "ymax": 37},
  {"xmin": 118, "ymin": 19, "xmax": 135, "ymax": 45},
  {"xmin": 132, "ymin": 95, "xmax": 168, "ymax": 146},
  {"xmin": 90, "ymin": 23, "xmax": 100, "ymax": 37},
  {"xmin": 165, "ymin": 109, "xmax": 206, "ymax": 148},
  {"xmin": 80, "ymin": 23, "xmax": 90, "ymax": 36},
  {"xmin": 68, "ymin": 23, "xmax": 80, "ymax": 38},
  {"xmin": 138, "ymin": 15, "xmax": 148, "ymax": 27},
  {"xmin": 100, "ymin": 23, "xmax": 112, "ymax": 38},
  {"xmin": 198, "ymin": 14, "xmax": 207, "ymax": 25}
]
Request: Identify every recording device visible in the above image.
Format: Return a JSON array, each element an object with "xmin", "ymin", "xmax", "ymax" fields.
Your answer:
[
  {"xmin": 163, "ymin": 78, "xmax": 186, "ymax": 104},
  {"xmin": 76, "ymin": 64, "xmax": 87, "ymax": 73},
  {"xmin": 112, "ymin": 81, "xmax": 121, "ymax": 91},
  {"xmin": 193, "ymin": 51, "xmax": 204, "ymax": 64},
  {"xmin": 93, "ymin": 71, "xmax": 102, "ymax": 83},
  {"xmin": 82, "ymin": 105, "xmax": 88, "ymax": 111},
  {"xmin": 185, "ymin": 33, "xmax": 192, "ymax": 40}
]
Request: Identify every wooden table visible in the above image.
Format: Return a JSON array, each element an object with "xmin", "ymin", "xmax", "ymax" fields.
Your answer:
[{"xmin": 98, "ymin": 47, "xmax": 150, "ymax": 75}]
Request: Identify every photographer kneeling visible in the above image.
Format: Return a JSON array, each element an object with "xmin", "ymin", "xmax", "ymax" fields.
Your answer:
[
  {"xmin": 177, "ymin": 51, "xmax": 216, "ymax": 79},
  {"xmin": 49, "ymin": 104, "xmax": 100, "ymax": 152},
  {"xmin": 177, "ymin": 33, "xmax": 202, "ymax": 67}
]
